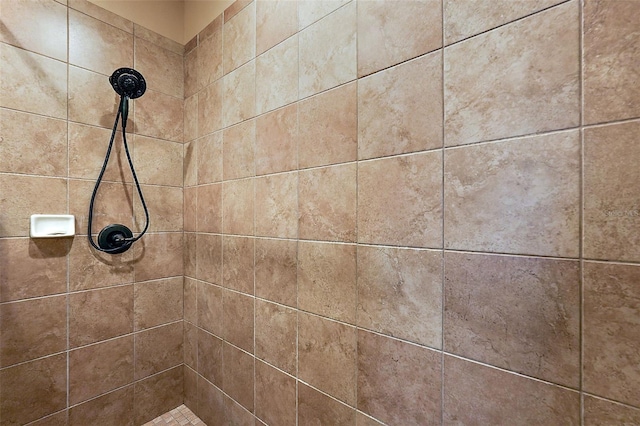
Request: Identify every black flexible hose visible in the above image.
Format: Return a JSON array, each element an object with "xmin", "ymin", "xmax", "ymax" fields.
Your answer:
[{"xmin": 87, "ymin": 95, "xmax": 150, "ymax": 253}]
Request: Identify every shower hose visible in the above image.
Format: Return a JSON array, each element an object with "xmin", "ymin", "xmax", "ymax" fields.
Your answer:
[{"xmin": 87, "ymin": 95, "xmax": 149, "ymax": 254}]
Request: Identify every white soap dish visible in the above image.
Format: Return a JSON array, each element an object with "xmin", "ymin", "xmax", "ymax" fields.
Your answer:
[{"xmin": 30, "ymin": 214, "xmax": 75, "ymax": 238}]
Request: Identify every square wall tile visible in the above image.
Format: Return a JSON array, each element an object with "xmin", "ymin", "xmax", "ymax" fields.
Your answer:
[
  {"xmin": 184, "ymin": 141, "xmax": 197, "ymax": 187},
  {"xmin": 298, "ymin": 82, "xmax": 357, "ymax": 169},
  {"xmin": 584, "ymin": 0, "xmax": 640, "ymax": 124},
  {"xmin": 584, "ymin": 262, "xmax": 640, "ymax": 407},
  {"xmin": 255, "ymin": 360, "xmax": 296, "ymax": 426},
  {"xmin": 184, "ymin": 278, "xmax": 197, "ymax": 323},
  {"xmin": 584, "ymin": 396, "xmax": 640, "ymax": 425},
  {"xmin": 69, "ymin": 179, "xmax": 133, "ymax": 237},
  {"xmin": 299, "ymin": 1, "xmax": 356, "ymax": 98},
  {"xmin": 1, "ymin": 296, "xmax": 67, "ymax": 367},
  {"xmin": 223, "ymin": 119, "xmax": 256, "ymax": 180},
  {"xmin": 358, "ymin": 0, "xmax": 442, "ymax": 77},
  {"xmin": 184, "ymin": 188, "xmax": 196, "ymax": 232},
  {"xmin": 358, "ymin": 151, "xmax": 442, "ymax": 248},
  {"xmin": 255, "ymin": 238, "xmax": 297, "ymax": 307},
  {"xmin": 134, "ymin": 321, "xmax": 183, "ymax": 379},
  {"xmin": 68, "ymin": 0, "xmax": 133, "ymax": 32},
  {"xmin": 298, "ymin": 241, "xmax": 357, "ymax": 323},
  {"xmin": 298, "ymin": 312, "xmax": 357, "ymax": 405},
  {"xmin": 135, "ymin": 89, "xmax": 184, "ymax": 143},
  {"xmin": 223, "ymin": 60, "xmax": 256, "ymax": 127},
  {"xmin": 133, "ymin": 366, "xmax": 183, "ymax": 425},
  {"xmin": 197, "ymin": 376, "xmax": 225, "ymax": 426},
  {"xmin": 222, "ymin": 289, "xmax": 255, "ymax": 353},
  {"xmin": 133, "ymin": 136, "xmax": 183, "ymax": 187},
  {"xmin": 198, "ymin": 80, "xmax": 223, "ymax": 137},
  {"xmin": 255, "ymin": 173, "xmax": 298, "ymax": 239},
  {"xmin": 69, "ymin": 386, "xmax": 134, "ymax": 426},
  {"xmin": 184, "ymin": 366, "xmax": 198, "ymax": 410},
  {"xmin": 68, "ymin": 238, "xmax": 133, "ymax": 292},
  {"xmin": 68, "ymin": 65, "xmax": 119, "ymax": 128},
  {"xmin": 133, "ymin": 233, "xmax": 184, "ymax": 282},
  {"xmin": 256, "ymin": 35, "xmax": 298, "ymax": 115},
  {"xmin": 444, "ymin": 1, "xmax": 579, "ymax": 146},
  {"xmin": 134, "ymin": 24, "xmax": 183, "ymax": 55},
  {"xmin": 357, "ymin": 246, "xmax": 442, "ymax": 348},
  {"xmin": 443, "ymin": 355, "xmax": 580, "ymax": 424},
  {"xmin": 135, "ymin": 185, "xmax": 183, "ymax": 232},
  {"xmin": 184, "ymin": 47, "xmax": 199, "ymax": 99},
  {"xmin": 69, "ymin": 285, "xmax": 134, "ymax": 347},
  {"xmin": 444, "ymin": 252, "xmax": 580, "ymax": 388},
  {"xmin": 196, "ymin": 233, "xmax": 223, "ymax": 285},
  {"xmin": 299, "ymin": 163, "xmax": 356, "ymax": 242},
  {"xmin": 357, "ymin": 330, "xmax": 442, "ymax": 425},
  {"xmin": 443, "ymin": 0, "xmax": 564, "ymax": 44},
  {"xmin": 197, "ymin": 183, "xmax": 222, "ymax": 233},
  {"xmin": 184, "ymin": 321, "xmax": 197, "ymax": 369},
  {"xmin": 256, "ymin": 104, "xmax": 298, "ymax": 175},
  {"xmin": 222, "ymin": 342, "xmax": 254, "ymax": 413},
  {"xmin": 184, "ymin": 233, "xmax": 197, "ymax": 279},
  {"xmin": 298, "ymin": 0, "xmax": 350, "ymax": 29},
  {"xmin": 197, "ymin": 280, "xmax": 223, "ymax": 336},
  {"xmin": 0, "ymin": 354, "xmax": 67, "ymax": 426},
  {"xmin": 298, "ymin": 383, "xmax": 356, "ymax": 425},
  {"xmin": 0, "ymin": 109, "xmax": 67, "ymax": 176},
  {"xmin": 0, "ymin": 0, "xmax": 67, "ymax": 61},
  {"xmin": 223, "ymin": 1, "xmax": 256, "ymax": 74},
  {"xmin": 198, "ymin": 131, "xmax": 223, "ymax": 184},
  {"xmin": 584, "ymin": 121, "xmax": 640, "ymax": 262},
  {"xmin": 255, "ymin": 299, "xmax": 297, "ymax": 374},
  {"xmin": 222, "ymin": 179, "xmax": 255, "ymax": 236},
  {"xmin": 444, "ymin": 131, "xmax": 580, "ymax": 257},
  {"xmin": 198, "ymin": 328, "xmax": 223, "ymax": 387},
  {"xmin": 0, "ymin": 238, "xmax": 68, "ymax": 302},
  {"xmin": 134, "ymin": 277, "xmax": 183, "ymax": 330},
  {"xmin": 225, "ymin": 395, "xmax": 255, "ymax": 425},
  {"xmin": 256, "ymin": 0, "xmax": 298, "ymax": 55},
  {"xmin": 0, "ymin": 44, "xmax": 67, "ymax": 119},
  {"xmin": 222, "ymin": 236, "xmax": 255, "ymax": 294},
  {"xmin": 134, "ymin": 37, "xmax": 183, "ymax": 98},
  {"xmin": 184, "ymin": 94, "xmax": 198, "ymax": 143},
  {"xmin": 358, "ymin": 52, "xmax": 443, "ymax": 160},
  {"xmin": 197, "ymin": 29, "xmax": 223, "ymax": 90}
]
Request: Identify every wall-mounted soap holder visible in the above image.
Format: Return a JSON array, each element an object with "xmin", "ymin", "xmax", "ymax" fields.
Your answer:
[{"xmin": 30, "ymin": 214, "xmax": 75, "ymax": 238}]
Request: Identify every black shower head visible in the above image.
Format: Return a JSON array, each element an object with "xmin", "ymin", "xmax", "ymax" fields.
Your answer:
[{"xmin": 110, "ymin": 68, "xmax": 146, "ymax": 99}]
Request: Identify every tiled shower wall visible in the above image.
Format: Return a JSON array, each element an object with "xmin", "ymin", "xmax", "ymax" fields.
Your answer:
[
  {"xmin": 1, "ymin": 0, "xmax": 185, "ymax": 424},
  {"xmin": 183, "ymin": 0, "xmax": 640, "ymax": 425}
]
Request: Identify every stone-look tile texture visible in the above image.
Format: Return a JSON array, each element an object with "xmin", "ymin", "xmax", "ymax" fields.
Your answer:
[
  {"xmin": 5, "ymin": 1, "xmax": 639, "ymax": 425},
  {"xmin": 444, "ymin": 1, "xmax": 580, "ymax": 146},
  {"xmin": 0, "ymin": 3, "xmax": 185, "ymax": 424}
]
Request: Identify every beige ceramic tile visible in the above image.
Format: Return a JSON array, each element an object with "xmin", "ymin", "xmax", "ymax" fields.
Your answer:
[
  {"xmin": 198, "ymin": 80, "xmax": 223, "ymax": 137},
  {"xmin": 299, "ymin": 2, "xmax": 356, "ymax": 98},
  {"xmin": 0, "ymin": 174, "xmax": 67, "ymax": 237},
  {"xmin": 69, "ymin": 9, "xmax": 133, "ymax": 75},
  {"xmin": 224, "ymin": 395, "xmax": 255, "ymax": 425},
  {"xmin": 0, "ymin": 238, "xmax": 68, "ymax": 302},
  {"xmin": 68, "ymin": 65, "xmax": 121, "ymax": 128},
  {"xmin": 196, "ymin": 234, "xmax": 222, "ymax": 286},
  {"xmin": 358, "ymin": 151, "xmax": 442, "ymax": 248},
  {"xmin": 445, "ymin": 252, "xmax": 580, "ymax": 387},
  {"xmin": 134, "ymin": 24, "xmax": 183, "ymax": 55},
  {"xmin": 255, "ymin": 173, "xmax": 298, "ymax": 238},
  {"xmin": 198, "ymin": 328, "xmax": 223, "ymax": 386},
  {"xmin": 197, "ymin": 183, "xmax": 222, "ymax": 233},
  {"xmin": 69, "ymin": 285, "xmax": 133, "ymax": 347},
  {"xmin": 184, "ymin": 232, "xmax": 197, "ymax": 278},
  {"xmin": 298, "ymin": 82, "xmax": 357, "ymax": 168},
  {"xmin": 0, "ymin": 354, "xmax": 67, "ymax": 425},
  {"xmin": 68, "ymin": 0, "xmax": 133, "ymax": 33},
  {"xmin": 197, "ymin": 280, "xmax": 223, "ymax": 335},
  {"xmin": 69, "ymin": 386, "xmax": 134, "ymax": 426},
  {"xmin": 135, "ymin": 322, "xmax": 183, "ymax": 379},
  {"xmin": 444, "ymin": 355, "xmax": 580, "ymax": 424},
  {"xmin": 255, "ymin": 299, "xmax": 297, "ymax": 374},
  {"xmin": 298, "ymin": 0, "xmax": 350, "ymax": 29},
  {"xmin": 357, "ymin": 412, "xmax": 384, "ymax": 426},
  {"xmin": 222, "ymin": 342, "xmax": 254, "ymax": 413},
  {"xmin": 134, "ymin": 136, "xmax": 183, "ymax": 186},
  {"xmin": 444, "ymin": 0, "xmax": 564, "ymax": 44},
  {"xmin": 197, "ymin": 376, "xmax": 225, "ymax": 426},
  {"xmin": 69, "ymin": 336, "xmax": 134, "ymax": 404},
  {"xmin": 184, "ymin": 141, "xmax": 198, "ymax": 187},
  {"xmin": 184, "ymin": 94, "xmax": 198, "ymax": 143},
  {"xmin": 298, "ymin": 312, "xmax": 357, "ymax": 405},
  {"xmin": 135, "ymin": 37, "xmax": 183, "ymax": 98},
  {"xmin": 223, "ymin": 1, "xmax": 256, "ymax": 74},
  {"xmin": 0, "ymin": 109, "xmax": 67, "ymax": 176},
  {"xmin": 298, "ymin": 383, "xmax": 356, "ymax": 425},
  {"xmin": 222, "ymin": 179, "xmax": 254, "ymax": 236},
  {"xmin": 68, "ymin": 238, "xmax": 134, "ymax": 291},
  {"xmin": 136, "ymin": 89, "xmax": 183, "ymax": 142},
  {"xmin": 223, "ymin": 60, "xmax": 256, "ymax": 127},
  {"xmin": 357, "ymin": 330, "xmax": 442, "ymax": 425},
  {"xmin": 134, "ymin": 277, "xmax": 183, "ymax": 330},
  {"xmin": 298, "ymin": 241, "xmax": 357, "ymax": 323},
  {"xmin": 197, "ymin": 28, "xmax": 223, "ymax": 90},
  {"xmin": 358, "ymin": 0, "xmax": 442, "ymax": 76},
  {"xmin": 584, "ymin": 262, "xmax": 640, "ymax": 407},
  {"xmin": 69, "ymin": 179, "xmax": 133, "ymax": 236},
  {"xmin": 223, "ymin": 119, "xmax": 256, "ymax": 180},
  {"xmin": 255, "ymin": 360, "xmax": 296, "ymax": 426},
  {"xmin": 183, "ymin": 366, "xmax": 197, "ymax": 409},
  {"xmin": 256, "ymin": 35, "xmax": 298, "ymax": 114},
  {"xmin": 358, "ymin": 52, "xmax": 443, "ymax": 159},
  {"xmin": 584, "ymin": 0, "xmax": 640, "ymax": 124},
  {"xmin": 133, "ymin": 233, "xmax": 184, "ymax": 281},
  {"xmin": 133, "ymin": 366, "xmax": 183, "ymax": 425},
  {"xmin": 222, "ymin": 289, "xmax": 255, "ymax": 352},
  {"xmin": 444, "ymin": 1, "xmax": 580, "ymax": 146},
  {"xmin": 222, "ymin": 236, "xmax": 255, "ymax": 294},
  {"xmin": 444, "ymin": 131, "xmax": 580, "ymax": 257},
  {"xmin": 584, "ymin": 395, "xmax": 640, "ymax": 425},
  {"xmin": 255, "ymin": 104, "xmax": 298, "ymax": 175},
  {"xmin": 255, "ymin": 238, "xmax": 297, "ymax": 307},
  {"xmin": 0, "ymin": 0, "xmax": 67, "ymax": 61},
  {"xmin": 197, "ymin": 131, "xmax": 223, "ymax": 184},
  {"xmin": 225, "ymin": 0, "xmax": 252, "ymax": 23},
  {"xmin": 184, "ymin": 48, "xmax": 199, "ymax": 99},
  {"xmin": 256, "ymin": 0, "xmax": 298, "ymax": 55},
  {"xmin": 184, "ymin": 278, "xmax": 197, "ymax": 323},
  {"xmin": 184, "ymin": 320, "xmax": 197, "ymax": 369},
  {"xmin": 584, "ymin": 122, "xmax": 640, "ymax": 262},
  {"xmin": 0, "ymin": 296, "xmax": 67, "ymax": 367},
  {"xmin": 357, "ymin": 246, "xmax": 442, "ymax": 348},
  {"xmin": 0, "ymin": 43, "xmax": 67, "ymax": 119},
  {"xmin": 299, "ymin": 163, "xmax": 356, "ymax": 242},
  {"xmin": 200, "ymin": 14, "xmax": 223, "ymax": 41}
]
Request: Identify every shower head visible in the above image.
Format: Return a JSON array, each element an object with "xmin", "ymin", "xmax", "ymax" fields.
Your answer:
[{"xmin": 109, "ymin": 68, "xmax": 146, "ymax": 99}]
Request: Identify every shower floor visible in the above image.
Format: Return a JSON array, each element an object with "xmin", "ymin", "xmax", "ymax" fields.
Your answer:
[{"xmin": 142, "ymin": 404, "xmax": 205, "ymax": 426}]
